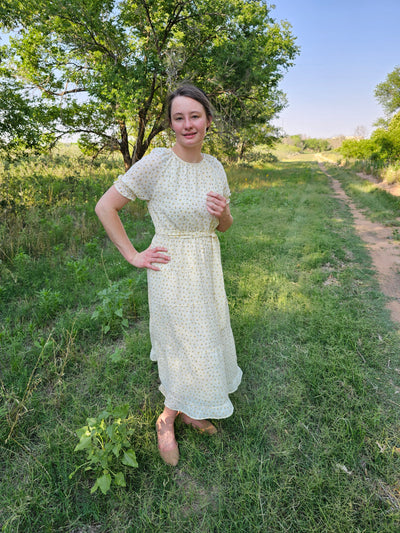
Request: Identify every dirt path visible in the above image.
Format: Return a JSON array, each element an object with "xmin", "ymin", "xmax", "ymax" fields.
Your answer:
[
  {"xmin": 356, "ymin": 172, "xmax": 400, "ymax": 197},
  {"xmin": 318, "ymin": 162, "xmax": 400, "ymax": 326}
]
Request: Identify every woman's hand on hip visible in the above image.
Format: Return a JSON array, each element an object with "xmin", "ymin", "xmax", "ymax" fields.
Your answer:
[{"xmin": 132, "ymin": 246, "xmax": 170, "ymax": 271}]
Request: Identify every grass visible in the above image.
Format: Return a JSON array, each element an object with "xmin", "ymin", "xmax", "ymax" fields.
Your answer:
[
  {"xmin": 322, "ymin": 162, "xmax": 400, "ymax": 226},
  {"xmin": 1, "ymin": 150, "xmax": 400, "ymax": 532}
]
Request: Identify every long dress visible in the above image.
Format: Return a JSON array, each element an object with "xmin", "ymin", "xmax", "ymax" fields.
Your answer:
[{"xmin": 114, "ymin": 147, "xmax": 242, "ymax": 419}]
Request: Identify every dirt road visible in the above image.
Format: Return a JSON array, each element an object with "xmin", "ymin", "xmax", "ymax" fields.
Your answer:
[{"xmin": 318, "ymin": 162, "xmax": 400, "ymax": 326}]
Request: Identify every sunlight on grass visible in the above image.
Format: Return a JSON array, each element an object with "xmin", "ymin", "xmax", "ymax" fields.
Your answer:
[{"xmin": 1, "ymin": 148, "xmax": 400, "ymax": 531}]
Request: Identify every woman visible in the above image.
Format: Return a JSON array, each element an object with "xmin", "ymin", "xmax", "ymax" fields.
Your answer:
[{"xmin": 95, "ymin": 85, "xmax": 242, "ymax": 466}]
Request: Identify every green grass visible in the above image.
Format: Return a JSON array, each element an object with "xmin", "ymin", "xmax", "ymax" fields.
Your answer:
[
  {"xmin": 324, "ymin": 163, "xmax": 400, "ymax": 226},
  {"xmin": 1, "ymin": 152, "xmax": 400, "ymax": 531}
]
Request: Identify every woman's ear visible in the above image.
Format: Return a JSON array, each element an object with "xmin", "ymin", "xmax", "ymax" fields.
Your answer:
[{"xmin": 206, "ymin": 117, "xmax": 212, "ymax": 131}]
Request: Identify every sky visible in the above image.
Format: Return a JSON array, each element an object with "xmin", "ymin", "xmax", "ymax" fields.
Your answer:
[{"xmin": 271, "ymin": 0, "xmax": 400, "ymax": 138}]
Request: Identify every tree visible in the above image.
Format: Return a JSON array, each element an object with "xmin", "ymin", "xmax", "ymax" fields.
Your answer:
[
  {"xmin": 375, "ymin": 66, "xmax": 400, "ymax": 117},
  {"xmin": 0, "ymin": 45, "xmax": 58, "ymax": 157},
  {"xmin": 339, "ymin": 112, "xmax": 400, "ymax": 163},
  {"xmin": 339, "ymin": 138, "xmax": 376, "ymax": 160},
  {"xmin": 0, "ymin": 78, "xmax": 59, "ymax": 158},
  {"xmin": 0, "ymin": 0, "xmax": 299, "ymax": 168}
]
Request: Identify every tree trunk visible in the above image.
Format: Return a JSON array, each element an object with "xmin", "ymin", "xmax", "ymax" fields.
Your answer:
[
  {"xmin": 239, "ymin": 140, "xmax": 246, "ymax": 160},
  {"xmin": 118, "ymin": 120, "xmax": 132, "ymax": 171},
  {"xmin": 132, "ymin": 110, "xmax": 147, "ymax": 165}
]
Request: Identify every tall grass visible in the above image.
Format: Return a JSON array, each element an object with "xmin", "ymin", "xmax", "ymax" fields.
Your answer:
[
  {"xmin": 1, "ymin": 151, "xmax": 400, "ymax": 531},
  {"xmin": 339, "ymin": 158, "xmax": 400, "ymax": 185},
  {"xmin": 323, "ymin": 162, "xmax": 400, "ymax": 226}
]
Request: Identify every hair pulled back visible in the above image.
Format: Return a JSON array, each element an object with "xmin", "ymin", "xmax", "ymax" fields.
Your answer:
[{"xmin": 167, "ymin": 84, "xmax": 213, "ymax": 124}]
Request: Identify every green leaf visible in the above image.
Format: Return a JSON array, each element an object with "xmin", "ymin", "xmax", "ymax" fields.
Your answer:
[
  {"xmin": 76, "ymin": 426, "xmax": 89, "ymax": 438},
  {"xmin": 103, "ymin": 324, "xmax": 110, "ymax": 334},
  {"xmin": 74, "ymin": 435, "xmax": 92, "ymax": 452},
  {"xmin": 114, "ymin": 472, "xmax": 126, "ymax": 487},
  {"xmin": 115, "ymin": 308, "xmax": 123, "ymax": 317},
  {"xmin": 113, "ymin": 443, "xmax": 122, "ymax": 457},
  {"xmin": 121, "ymin": 449, "xmax": 138, "ymax": 468},
  {"xmin": 90, "ymin": 479, "xmax": 99, "ymax": 494},
  {"xmin": 96, "ymin": 473, "xmax": 112, "ymax": 495},
  {"xmin": 113, "ymin": 404, "xmax": 130, "ymax": 418}
]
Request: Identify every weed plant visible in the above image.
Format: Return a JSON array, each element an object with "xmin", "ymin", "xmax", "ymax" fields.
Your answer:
[{"xmin": 1, "ymin": 150, "xmax": 400, "ymax": 531}]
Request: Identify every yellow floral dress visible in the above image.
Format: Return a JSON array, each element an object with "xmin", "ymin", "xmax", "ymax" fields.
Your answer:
[{"xmin": 114, "ymin": 148, "xmax": 242, "ymax": 419}]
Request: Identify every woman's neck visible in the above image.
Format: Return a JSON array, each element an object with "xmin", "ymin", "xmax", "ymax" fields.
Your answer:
[{"xmin": 171, "ymin": 144, "xmax": 203, "ymax": 163}]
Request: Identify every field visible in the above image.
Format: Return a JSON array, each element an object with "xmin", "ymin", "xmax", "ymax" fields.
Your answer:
[{"xmin": 1, "ymin": 146, "xmax": 400, "ymax": 532}]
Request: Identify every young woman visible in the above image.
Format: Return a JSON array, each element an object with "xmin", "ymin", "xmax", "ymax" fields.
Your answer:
[{"xmin": 95, "ymin": 85, "xmax": 242, "ymax": 466}]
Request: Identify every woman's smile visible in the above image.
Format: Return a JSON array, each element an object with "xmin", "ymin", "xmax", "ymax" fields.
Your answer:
[{"xmin": 170, "ymin": 95, "xmax": 211, "ymax": 161}]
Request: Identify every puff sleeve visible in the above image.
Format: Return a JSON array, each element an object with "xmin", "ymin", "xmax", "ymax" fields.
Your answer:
[
  {"xmin": 214, "ymin": 156, "xmax": 231, "ymax": 204},
  {"xmin": 114, "ymin": 147, "xmax": 167, "ymax": 202}
]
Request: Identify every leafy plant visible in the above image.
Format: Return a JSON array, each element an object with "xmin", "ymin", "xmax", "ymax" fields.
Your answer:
[
  {"xmin": 91, "ymin": 278, "xmax": 139, "ymax": 335},
  {"xmin": 70, "ymin": 402, "xmax": 138, "ymax": 495},
  {"xmin": 35, "ymin": 288, "xmax": 63, "ymax": 320}
]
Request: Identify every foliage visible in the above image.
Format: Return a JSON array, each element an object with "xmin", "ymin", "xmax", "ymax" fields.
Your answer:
[
  {"xmin": 1, "ymin": 147, "xmax": 400, "ymax": 530},
  {"xmin": 302, "ymin": 137, "xmax": 330, "ymax": 152},
  {"xmin": 340, "ymin": 112, "xmax": 400, "ymax": 163},
  {"xmin": 339, "ymin": 138, "xmax": 376, "ymax": 160},
  {"xmin": 0, "ymin": 0, "xmax": 299, "ymax": 166},
  {"xmin": 70, "ymin": 402, "xmax": 138, "ymax": 494},
  {"xmin": 375, "ymin": 65, "xmax": 400, "ymax": 117},
  {"xmin": 91, "ymin": 277, "xmax": 144, "ymax": 335},
  {"xmin": 340, "ymin": 67, "xmax": 400, "ymax": 169},
  {"xmin": 283, "ymin": 135, "xmax": 332, "ymax": 153},
  {"xmin": 0, "ymin": 76, "xmax": 57, "ymax": 158}
]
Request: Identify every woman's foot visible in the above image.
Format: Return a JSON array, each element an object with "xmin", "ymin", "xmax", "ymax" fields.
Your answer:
[
  {"xmin": 179, "ymin": 412, "xmax": 217, "ymax": 435},
  {"xmin": 156, "ymin": 409, "xmax": 179, "ymax": 466}
]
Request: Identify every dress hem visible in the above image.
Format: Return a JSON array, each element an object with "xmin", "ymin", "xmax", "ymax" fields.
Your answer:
[{"xmin": 159, "ymin": 368, "xmax": 242, "ymax": 420}]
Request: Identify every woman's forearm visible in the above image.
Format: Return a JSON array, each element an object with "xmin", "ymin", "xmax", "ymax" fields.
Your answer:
[
  {"xmin": 216, "ymin": 211, "xmax": 233, "ymax": 232},
  {"xmin": 95, "ymin": 199, "xmax": 138, "ymax": 263}
]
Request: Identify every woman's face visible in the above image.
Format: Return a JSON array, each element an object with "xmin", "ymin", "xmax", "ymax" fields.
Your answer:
[{"xmin": 170, "ymin": 96, "xmax": 212, "ymax": 152}]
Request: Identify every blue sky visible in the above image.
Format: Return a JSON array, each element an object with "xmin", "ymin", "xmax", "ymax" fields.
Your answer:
[{"xmin": 271, "ymin": 0, "xmax": 400, "ymax": 138}]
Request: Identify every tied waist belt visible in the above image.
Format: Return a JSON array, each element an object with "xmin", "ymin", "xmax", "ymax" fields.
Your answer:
[{"xmin": 155, "ymin": 231, "xmax": 217, "ymax": 240}]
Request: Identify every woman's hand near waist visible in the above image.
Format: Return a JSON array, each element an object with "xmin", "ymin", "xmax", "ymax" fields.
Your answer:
[
  {"xmin": 95, "ymin": 185, "xmax": 170, "ymax": 270},
  {"xmin": 132, "ymin": 246, "xmax": 170, "ymax": 271}
]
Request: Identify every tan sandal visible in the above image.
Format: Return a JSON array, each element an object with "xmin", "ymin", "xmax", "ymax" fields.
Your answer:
[{"xmin": 179, "ymin": 412, "xmax": 217, "ymax": 435}]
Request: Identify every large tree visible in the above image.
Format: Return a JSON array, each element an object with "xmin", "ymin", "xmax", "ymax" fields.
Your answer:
[
  {"xmin": 375, "ymin": 66, "xmax": 400, "ymax": 117},
  {"xmin": 0, "ymin": 0, "xmax": 299, "ymax": 168}
]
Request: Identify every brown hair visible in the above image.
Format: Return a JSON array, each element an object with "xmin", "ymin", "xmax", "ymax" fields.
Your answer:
[{"xmin": 167, "ymin": 84, "xmax": 214, "ymax": 124}]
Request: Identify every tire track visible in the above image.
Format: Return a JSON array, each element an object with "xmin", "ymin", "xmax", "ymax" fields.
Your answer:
[{"xmin": 318, "ymin": 162, "xmax": 400, "ymax": 326}]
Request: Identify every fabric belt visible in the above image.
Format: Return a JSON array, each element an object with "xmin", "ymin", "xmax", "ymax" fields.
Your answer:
[{"xmin": 155, "ymin": 231, "xmax": 217, "ymax": 239}]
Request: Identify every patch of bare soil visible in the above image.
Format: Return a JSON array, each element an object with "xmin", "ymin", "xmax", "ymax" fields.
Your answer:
[
  {"xmin": 318, "ymin": 163, "xmax": 400, "ymax": 325},
  {"xmin": 357, "ymin": 172, "xmax": 400, "ymax": 197}
]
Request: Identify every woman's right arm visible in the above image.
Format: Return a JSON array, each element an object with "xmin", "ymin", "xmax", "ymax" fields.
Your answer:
[{"xmin": 95, "ymin": 185, "xmax": 170, "ymax": 271}]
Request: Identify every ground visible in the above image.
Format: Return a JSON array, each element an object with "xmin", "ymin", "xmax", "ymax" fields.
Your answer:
[{"xmin": 319, "ymin": 162, "xmax": 400, "ymax": 325}]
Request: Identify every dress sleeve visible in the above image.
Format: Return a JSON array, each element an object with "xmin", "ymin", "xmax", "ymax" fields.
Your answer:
[
  {"xmin": 218, "ymin": 160, "xmax": 231, "ymax": 204},
  {"xmin": 223, "ymin": 170, "xmax": 231, "ymax": 204},
  {"xmin": 114, "ymin": 148, "xmax": 166, "ymax": 201}
]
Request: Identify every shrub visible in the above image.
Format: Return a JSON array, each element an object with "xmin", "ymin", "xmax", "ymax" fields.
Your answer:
[{"xmin": 70, "ymin": 402, "xmax": 138, "ymax": 495}]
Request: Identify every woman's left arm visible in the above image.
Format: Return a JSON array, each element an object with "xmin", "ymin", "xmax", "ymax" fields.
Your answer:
[{"xmin": 206, "ymin": 191, "xmax": 233, "ymax": 232}]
